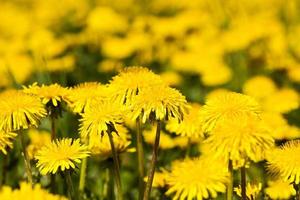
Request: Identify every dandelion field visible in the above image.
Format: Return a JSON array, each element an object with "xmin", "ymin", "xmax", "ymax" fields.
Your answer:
[{"xmin": 0, "ymin": 0, "xmax": 300, "ymax": 199}]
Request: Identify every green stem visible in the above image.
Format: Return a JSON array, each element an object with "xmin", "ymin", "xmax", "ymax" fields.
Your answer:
[
  {"xmin": 136, "ymin": 116, "xmax": 145, "ymax": 200},
  {"xmin": 227, "ymin": 160, "xmax": 233, "ymax": 200},
  {"xmin": 107, "ymin": 130, "xmax": 123, "ymax": 200},
  {"xmin": 79, "ymin": 158, "xmax": 87, "ymax": 192},
  {"xmin": 0, "ymin": 154, "xmax": 7, "ymax": 187},
  {"xmin": 185, "ymin": 137, "xmax": 192, "ymax": 158},
  {"xmin": 143, "ymin": 120, "xmax": 161, "ymax": 200},
  {"xmin": 241, "ymin": 166, "xmax": 247, "ymax": 200},
  {"xmin": 19, "ymin": 132, "xmax": 33, "ymax": 185},
  {"xmin": 296, "ymin": 184, "xmax": 300, "ymax": 200},
  {"xmin": 50, "ymin": 115, "xmax": 56, "ymax": 141},
  {"xmin": 65, "ymin": 170, "xmax": 76, "ymax": 200}
]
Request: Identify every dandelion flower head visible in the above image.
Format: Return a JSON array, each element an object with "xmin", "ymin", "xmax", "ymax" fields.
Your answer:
[
  {"xmin": 201, "ymin": 91, "xmax": 261, "ymax": 132},
  {"xmin": 0, "ymin": 90, "xmax": 47, "ymax": 131},
  {"xmin": 0, "ymin": 131, "xmax": 17, "ymax": 154},
  {"xmin": 234, "ymin": 182, "xmax": 262, "ymax": 200},
  {"xmin": 165, "ymin": 157, "xmax": 229, "ymax": 200},
  {"xmin": 35, "ymin": 138, "xmax": 90, "ymax": 175},
  {"xmin": 267, "ymin": 140, "xmax": 300, "ymax": 184},
  {"xmin": 265, "ymin": 179, "xmax": 296, "ymax": 199},
  {"xmin": 131, "ymin": 85, "xmax": 188, "ymax": 123}
]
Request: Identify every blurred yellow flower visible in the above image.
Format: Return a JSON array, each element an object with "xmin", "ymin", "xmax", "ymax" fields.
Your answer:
[
  {"xmin": 0, "ymin": 90, "xmax": 47, "ymax": 132},
  {"xmin": 234, "ymin": 182, "xmax": 262, "ymax": 200},
  {"xmin": 159, "ymin": 71, "xmax": 182, "ymax": 86},
  {"xmin": 0, "ymin": 182, "xmax": 67, "ymax": 200},
  {"xmin": 26, "ymin": 129, "xmax": 51, "ymax": 159},
  {"xmin": 265, "ymin": 179, "xmax": 296, "ymax": 199},
  {"xmin": 262, "ymin": 88, "xmax": 299, "ymax": 113},
  {"xmin": 143, "ymin": 128, "xmax": 175, "ymax": 150},
  {"xmin": 166, "ymin": 157, "xmax": 229, "ymax": 200},
  {"xmin": 86, "ymin": 6, "xmax": 127, "ymax": 34},
  {"xmin": 35, "ymin": 138, "xmax": 90, "ymax": 175},
  {"xmin": 201, "ymin": 91, "xmax": 261, "ymax": 132},
  {"xmin": 0, "ymin": 131, "xmax": 17, "ymax": 155},
  {"xmin": 243, "ymin": 76, "xmax": 277, "ymax": 99},
  {"xmin": 144, "ymin": 170, "xmax": 168, "ymax": 188},
  {"xmin": 131, "ymin": 85, "xmax": 188, "ymax": 123},
  {"xmin": 166, "ymin": 103, "xmax": 204, "ymax": 138}
]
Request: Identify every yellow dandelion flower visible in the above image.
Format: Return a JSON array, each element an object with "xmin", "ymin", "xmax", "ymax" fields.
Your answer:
[
  {"xmin": 265, "ymin": 179, "xmax": 296, "ymax": 199},
  {"xmin": 0, "ymin": 90, "xmax": 47, "ymax": 132},
  {"xmin": 87, "ymin": 125, "xmax": 132, "ymax": 159},
  {"xmin": 174, "ymin": 136, "xmax": 202, "ymax": 149},
  {"xmin": 0, "ymin": 131, "xmax": 17, "ymax": 154},
  {"xmin": 35, "ymin": 138, "xmax": 90, "ymax": 175},
  {"xmin": 0, "ymin": 182, "xmax": 67, "ymax": 200},
  {"xmin": 267, "ymin": 140, "xmax": 300, "ymax": 184},
  {"xmin": 108, "ymin": 66, "xmax": 165, "ymax": 105},
  {"xmin": 262, "ymin": 88, "xmax": 299, "ymax": 113},
  {"xmin": 144, "ymin": 170, "xmax": 169, "ymax": 188},
  {"xmin": 201, "ymin": 91, "xmax": 261, "ymax": 132},
  {"xmin": 205, "ymin": 88, "xmax": 231, "ymax": 101},
  {"xmin": 234, "ymin": 182, "xmax": 262, "ymax": 200},
  {"xmin": 131, "ymin": 85, "xmax": 188, "ymax": 123},
  {"xmin": 23, "ymin": 83, "xmax": 68, "ymax": 107},
  {"xmin": 79, "ymin": 100, "xmax": 124, "ymax": 139},
  {"xmin": 166, "ymin": 103, "xmax": 204, "ymax": 138},
  {"xmin": 204, "ymin": 118, "xmax": 274, "ymax": 165},
  {"xmin": 160, "ymin": 71, "xmax": 182, "ymax": 86},
  {"xmin": 26, "ymin": 129, "xmax": 51, "ymax": 159},
  {"xmin": 143, "ymin": 128, "xmax": 175, "ymax": 149},
  {"xmin": 165, "ymin": 157, "xmax": 229, "ymax": 200},
  {"xmin": 66, "ymin": 82, "xmax": 108, "ymax": 113},
  {"xmin": 243, "ymin": 76, "xmax": 277, "ymax": 99}
]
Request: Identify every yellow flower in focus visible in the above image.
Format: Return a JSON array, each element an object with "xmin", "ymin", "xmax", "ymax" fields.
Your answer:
[
  {"xmin": 160, "ymin": 71, "xmax": 182, "ymax": 86},
  {"xmin": 66, "ymin": 82, "xmax": 108, "ymax": 113},
  {"xmin": 79, "ymin": 101, "xmax": 124, "ymax": 139},
  {"xmin": 166, "ymin": 157, "xmax": 229, "ymax": 200},
  {"xmin": 0, "ymin": 182, "xmax": 67, "ymax": 200},
  {"xmin": 205, "ymin": 88, "xmax": 231, "ymax": 101},
  {"xmin": 131, "ymin": 85, "xmax": 188, "ymax": 123},
  {"xmin": 265, "ymin": 179, "xmax": 296, "ymax": 199},
  {"xmin": 166, "ymin": 103, "xmax": 204, "ymax": 138},
  {"xmin": 267, "ymin": 140, "xmax": 300, "ymax": 184},
  {"xmin": 23, "ymin": 83, "xmax": 68, "ymax": 107},
  {"xmin": 35, "ymin": 138, "xmax": 89, "ymax": 175},
  {"xmin": 262, "ymin": 88, "xmax": 299, "ymax": 113},
  {"xmin": 26, "ymin": 129, "xmax": 51, "ymax": 159},
  {"xmin": 108, "ymin": 66, "xmax": 164, "ymax": 106},
  {"xmin": 143, "ymin": 128, "xmax": 175, "ymax": 149},
  {"xmin": 234, "ymin": 182, "xmax": 262, "ymax": 200},
  {"xmin": 204, "ymin": 118, "xmax": 274, "ymax": 165},
  {"xmin": 0, "ymin": 131, "xmax": 17, "ymax": 154},
  {"xmin": 87, "ymin": 125, "xmax": 132, "ymax": 159},
  {"xmin": 243, "ymin": 76, "xmax": 277, "ymax": 99},
  {"xmin": 201, "ymin": 92, "xmax": 261, "ymax": 132},
  {"xmin": 0, "ymin": 90, "xmax": 47, "ymax": 132}
]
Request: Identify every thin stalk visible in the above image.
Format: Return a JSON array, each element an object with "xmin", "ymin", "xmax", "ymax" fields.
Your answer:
[
  {"xmin": 241, "ymin": 166, "xmax": 247, "ymax": 200},
  {"xmin": 19, "ymin": 132, "xmax": 33, "ymax": 185},
  {"xmin": 50, "ymin": 115, "xmax": 56, "ymax": 140},
  {"xmin": 227, "ymin": 160, "xmax": 233, "ymax": 200},
  {"xmin": 143, "ymin": 120, "xmax": 161, "ymax": 200},
  {"xmin": 65, "ymin": 170, "xmax": 76, "ymax": 200},
  {"xmin": 297, "ymin": 184, "xmax": 300, "ymax": 200},
  {"xmin": 107, "ymin": 130, "xmax": 123, "ymax": 200},
  {"xmin": 79, "ymin": 158, "xmax": 87, "ymax": 192},
  {"xmin": 50, "ymin": 115, "xmax": 56, "ymax": 192},
  {"xmin": 136, "ymin": 116, "xmax": 145, "ymax": 200},
  {"xmin": 0, "ymin": 154, "xmax": 8, "ymax": 187},
  {"xmin": 185, "ymin": 137, "xmax": 192, "ymax": 158}
]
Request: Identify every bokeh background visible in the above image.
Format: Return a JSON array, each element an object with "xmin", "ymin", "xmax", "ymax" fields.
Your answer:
[{"xmin": 0, "ymin": 0, "xmax": 300, "ymax": 199}]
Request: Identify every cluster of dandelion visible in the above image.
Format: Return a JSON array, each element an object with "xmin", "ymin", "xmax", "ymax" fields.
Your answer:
[{"xmin": 0, "ymin": 0, "xmax": 300, "ymax": 199}]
